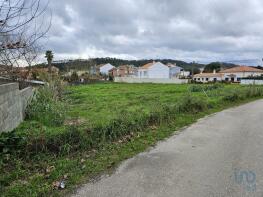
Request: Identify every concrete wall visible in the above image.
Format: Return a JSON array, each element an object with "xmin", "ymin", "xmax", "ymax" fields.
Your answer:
[
  {"xmin": 0, "ymin": 83, "xmax": 33, "ymax": 133},
  {"xmin": 114, "ymin": 77, "xmax": 189, "ymax": 84},
  {"xmin": 241, "ymin": 79, "xmax": 263, "ymax": 85}
]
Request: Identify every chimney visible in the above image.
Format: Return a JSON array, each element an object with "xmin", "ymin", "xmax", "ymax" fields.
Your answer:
[
  {"xmin": 200, "ymin": 68, "xmax": 204, "ymax": 74},
  {"xmin": 213, "ymin": 69, "xmax": 216, "ymax": 74}
]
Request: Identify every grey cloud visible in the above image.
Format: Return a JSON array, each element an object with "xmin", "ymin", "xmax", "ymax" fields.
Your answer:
[{"xmin": 45, "ymin": 0, "xmax": 263, "ymax": 65}]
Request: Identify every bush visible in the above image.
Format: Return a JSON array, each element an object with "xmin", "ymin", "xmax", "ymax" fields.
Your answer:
[
  {"xmin": 188, "ymin": 85, "xmax": 203, "ymax": 92},
  {"xmin": 177, "ymin": 94, "xmax": 208, "ymax": 113},
  {"xmin": 222, "ymin": 86, "xmax": 263, "ymax": 102},
  {"xmin": 189, "ymin": 83, "xmax": 223, "ymax": 92},
  {"xmin": 222, "ymin": 90, "xmax": 241, "ymax": 102},
  {"xmin": 26, "ymin": 85, "xmax": 66, "ymax": 127},
  {"xmin": 245, "ymin": 86, "xmax": 263, "ymax": 97}
]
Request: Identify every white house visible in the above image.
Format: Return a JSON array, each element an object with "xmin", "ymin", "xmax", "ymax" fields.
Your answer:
[
  {"xmin": 167, "ymin": 63, "xmax": 182, "ymax": 78},
  {"xmin": 138, "ymin": 62, "xmax": 170, "ymax": 78},
  {"xmin": 99, "ymin": 63, "xmax": 115, "ymax": 75},
  {"xmin": 219, "ymin": 66, "xmax": 263, "ymax": 82},
  {"xmin": 194, "ymin": 70, "xmax": 224, "ymax": 83},
  {"xmin": 194, "ymin": 66, "xmax": 263, "ymax": 83}
]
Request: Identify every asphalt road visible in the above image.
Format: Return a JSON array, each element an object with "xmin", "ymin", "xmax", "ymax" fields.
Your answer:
[{"xmin": 72, "ymin": 99, "xmax": 263, "ymax": 197}]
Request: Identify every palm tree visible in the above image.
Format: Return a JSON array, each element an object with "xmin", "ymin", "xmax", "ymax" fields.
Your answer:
[{"xmin": 45, "ymin": 50, "xmax": 54, "ymax": 73}]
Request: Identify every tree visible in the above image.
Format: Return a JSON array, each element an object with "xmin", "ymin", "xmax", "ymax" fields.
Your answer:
[
  {"xmin": 204, "ymin": 62, "xmax": 221, "ymax": 73},
  {"xmin": 70, "ymin": 71, "xmax": 79, "ymax": 83},
  {"xmin": 0, "ymin": 0, "xmax": 51, "ymax": 79},
  {"xmin": 45, "ymin": 50, "xmax": 53, "ymax": 73}
]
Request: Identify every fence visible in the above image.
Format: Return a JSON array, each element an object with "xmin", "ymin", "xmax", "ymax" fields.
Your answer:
[{"xmin": 0, "ymin": 83, "xmax": 33, "ymax": 133}]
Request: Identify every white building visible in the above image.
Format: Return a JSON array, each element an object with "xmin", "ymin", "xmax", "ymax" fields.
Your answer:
[
  {"xmin": 194, "ymin": 66, "xmax": 263, "ymax": 83},
  {"xmin": 167, "ymin": 63, "xmax": 183, "ymax": 78},
  {"xmin": 194, "ymin": 70, "xmax": 224, "ymax": 83},
  {"xmin": 99, "ymin": 63, "xmax": 115, "ymax": 75},
  {"xmin": 180, "ymin": 71, "xmax": 191, "ymax": 78},
  {"xmin": 137, "ymin": 62, "xmax": 170, "ymax": 79},
  {"xmin": 219, "ymin": 66, "xmax": 263, "ymax": 82}
]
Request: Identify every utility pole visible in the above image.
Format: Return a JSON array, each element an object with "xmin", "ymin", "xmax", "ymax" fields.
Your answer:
[{"xmin": 192, "ymin": 61, "xmax": 195, "ymax": 79}]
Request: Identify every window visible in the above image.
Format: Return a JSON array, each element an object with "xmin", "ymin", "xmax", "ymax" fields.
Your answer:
[
  {"xmin": 206, "ymin": 78, "xmax": 209, "ymax": 81},
  {"xmin": 198, "ymin": 78, "xmax": 200, "ymax": 80},
  {"xmin": 214, "ymin": 78, "xmax": 217, "ymax": 82},
  {"xmin": 237, "ymin": 78, "xmax": 241, "ymax": 82},
  {"xmin": 225, "ymin": 78, "xmax": 229, "ymax": 81}
]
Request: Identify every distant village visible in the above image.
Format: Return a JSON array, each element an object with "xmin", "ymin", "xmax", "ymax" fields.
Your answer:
[
  {"xmin": 1, "ymin": 60, "xmax": 263, "ymax": 85},
  {"xmin": 63, "ymin": 61, "xmax": 263, "ymax": 85}
]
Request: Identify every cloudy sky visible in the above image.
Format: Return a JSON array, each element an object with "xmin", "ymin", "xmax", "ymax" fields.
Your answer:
[{"xmin": 45, "ymin": 0, "xmax": 263, "ymax": 65}]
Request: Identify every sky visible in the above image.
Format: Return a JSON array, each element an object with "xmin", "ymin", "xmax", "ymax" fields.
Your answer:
[{"xmin": 45, "ymin": 0, "xmax": 263, "ymax": 65}]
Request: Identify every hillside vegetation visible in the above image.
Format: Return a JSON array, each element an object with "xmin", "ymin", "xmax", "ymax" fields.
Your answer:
[{"xmin": 35, "ymin": 58, "xmax": 238, "ymax": 73}]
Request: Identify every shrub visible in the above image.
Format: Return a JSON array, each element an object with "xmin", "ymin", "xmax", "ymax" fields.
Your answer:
[
  {"xmin": 245, "ymin": 86, "xmax": 263, "ymax": 98},
  {"xmin": 222, "ymin": 86, "xmax": 263, "ymax": 102},
  {"xmin": 177, "ymin": 94, "xmax": 208, "ymax": 113},
  {"xmin": 26, "ymin": 85, "xmax": 66, "ymax": 127},
  {"xmin": 222, "ymin": 89, "xmax": 242, "ymax": 102},
  {"xmin": 189, "ymin": 83, "xmax": 223, "ymax": 92},
  {"xmin": 188, "ymin": 85, "xmax": 203, "ymax": 92}
]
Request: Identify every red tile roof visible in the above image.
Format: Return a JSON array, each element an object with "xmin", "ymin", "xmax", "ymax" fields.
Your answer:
[
  {"xmin": 140, "ymin": 62, "xmax": 154, "ymax": 69},
  {"xmin": 194, "ymin": 73, "xmax": 223, "ymax": 78},
  {"xmin": 220, "ymin": 66, "xmax": 263, "ymax": 73}
]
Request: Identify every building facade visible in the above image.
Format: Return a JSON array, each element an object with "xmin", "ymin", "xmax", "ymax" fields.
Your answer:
[{"xmin": 138, "ymin": 62, "xmax": 170, "ymax": 79}]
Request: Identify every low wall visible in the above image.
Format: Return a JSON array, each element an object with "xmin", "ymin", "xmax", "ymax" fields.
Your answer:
[
  {"xmin": 241, "ymin": 79, "xmax": 263, "ymax": 85},
  {"xmin": 0, "ymin": 83, "xmax": 33, "ymax": 133},
  {"xmin": 114, "ymin": 77, "xmax": 189, "ymax": 84}
]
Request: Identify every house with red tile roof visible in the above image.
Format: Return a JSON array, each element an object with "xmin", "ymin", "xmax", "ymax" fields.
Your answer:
[
  {"xmin": 194, "ymin": 70, "xmax": 224, "ymax": 83},
  {"xmin": 220, "ymin": 66, "xmax": 263, "ymax": 82},
  {"xmin": 99, "ymin": 63, "xmax": 115, "ymax": 75},
  {"xmin": 137, "ymin": 62, "xmax": 170, "ymax": 79},
  {"xmin": 194, "ymin": 66, "xmax": 263, "ymax": 83}
]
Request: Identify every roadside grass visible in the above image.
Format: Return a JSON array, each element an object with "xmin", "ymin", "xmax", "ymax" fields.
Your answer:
[{"xmin": 1, "ymin": 83, "xmax": 263, "ymax": 197}]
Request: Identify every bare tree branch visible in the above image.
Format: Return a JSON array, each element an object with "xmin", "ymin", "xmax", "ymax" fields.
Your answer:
[{"xmin": 0, "ymin": 0, "xmax": 51, "ymax": 80}]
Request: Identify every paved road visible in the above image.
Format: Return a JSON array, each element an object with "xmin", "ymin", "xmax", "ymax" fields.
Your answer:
[{"xmin": 72, "ymin": 100, "xmax": 263, "ymax": 197}]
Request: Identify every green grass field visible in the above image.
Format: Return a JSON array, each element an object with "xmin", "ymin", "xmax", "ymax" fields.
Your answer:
[
  {"xmin": 66, "ymin": 83, "xmax": 235, "ymax": 125},
  {"xmin": 1, "ymin": 83, "xmax": 263, "ymax": 197}
]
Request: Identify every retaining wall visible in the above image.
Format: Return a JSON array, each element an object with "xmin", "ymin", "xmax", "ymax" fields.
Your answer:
[
  {"xmin": 114, "ymin": 77, "xmax": 189, "ymax": 84},
  {"xmin": 0, "ymin": 83, "xmax": 33, "ymax": 133},
  {"xmin": 241, "ymin": 79, "xmax": 263, "ymax": 85}
]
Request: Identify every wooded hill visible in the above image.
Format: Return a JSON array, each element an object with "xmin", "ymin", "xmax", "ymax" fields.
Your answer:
[{"xmin": 34, "ymin": 57, "xmax": 240, "ymax": 74}]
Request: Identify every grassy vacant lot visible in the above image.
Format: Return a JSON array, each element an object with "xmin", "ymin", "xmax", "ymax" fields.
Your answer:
[{"xmin": 1, "ymin": 83, "xmax": 263, "ymax": 197}]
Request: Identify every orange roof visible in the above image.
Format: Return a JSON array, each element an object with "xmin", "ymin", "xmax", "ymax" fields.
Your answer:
[
  {"xmin": 140, "ymin": 62, "xmax": 154, "ymax": 69},
  {"xmin": 194, "ymin": 73, "xmax": 223, "ymax": 78},
  {"xmin": 220, "ymin": 66, "xmax": 263, "ymax": 73},
  {"xmin": 119, "ymin": 65, "xmax": 129, "ymax": 69}
]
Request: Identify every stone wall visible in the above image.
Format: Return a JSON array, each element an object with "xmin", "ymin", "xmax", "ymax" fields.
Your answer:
[
  {"xmin": 114, "ymin": 77, "xmax": 189, "ymax": 84},
  {"xmin": 0, "ymin": 83, "xmax": 33, "ymax": 133}
]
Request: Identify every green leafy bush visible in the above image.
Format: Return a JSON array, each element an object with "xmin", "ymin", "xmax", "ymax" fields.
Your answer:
[
  {"xmin": 222, "ymin": 90, "xmax": 241, "ymax": 102},
  {"xmin": 177, "ymin": 94, "xmax": 208, "ymax": 113},
  {"xmin": 222, "ymin": 86, "xmax": 263, "ymax": 102},
  {"xmin": 189, "ymin": 83, "xmax": 223, "ymax": 92},
  {"xmin": 26, "ymin": 85, "xmax": 66, "ymax": 126}
]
